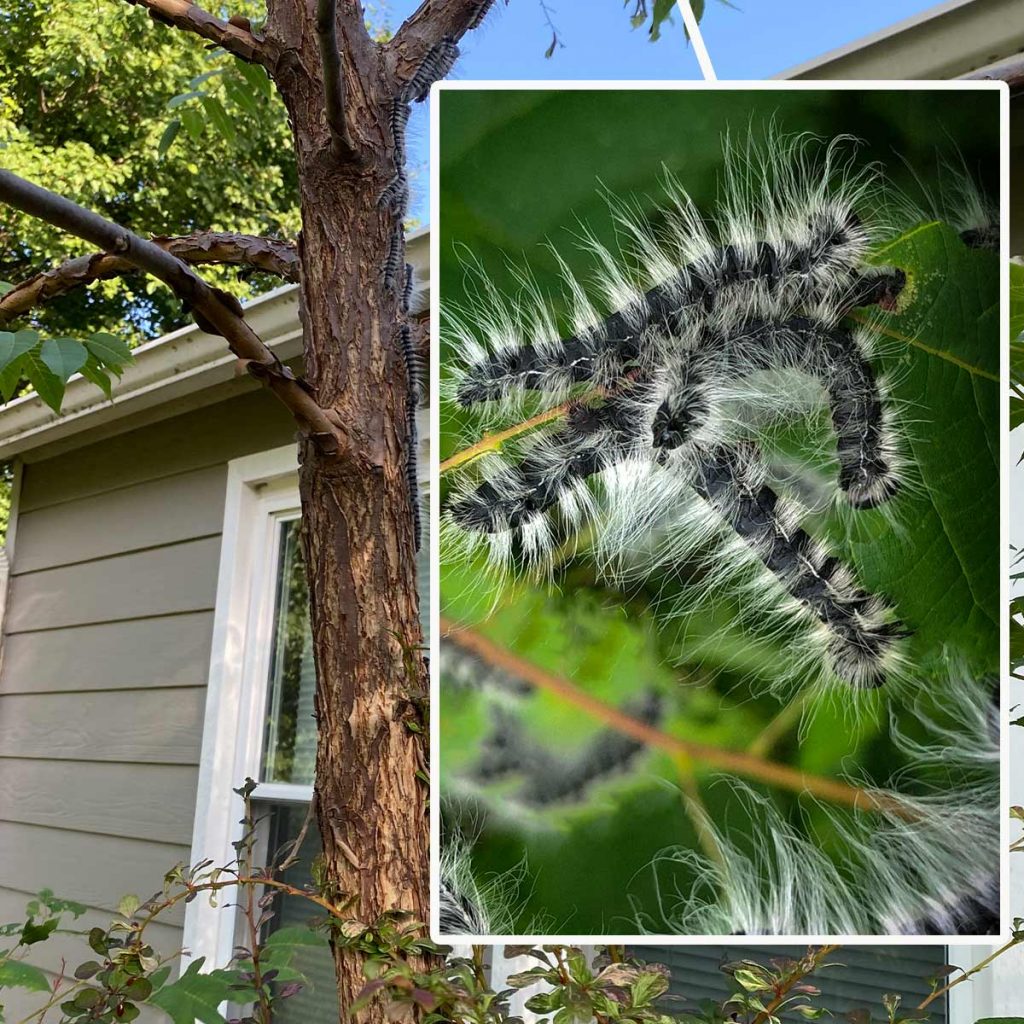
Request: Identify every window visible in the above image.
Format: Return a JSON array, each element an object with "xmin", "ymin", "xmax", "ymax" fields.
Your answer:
[
  {"xmin": 184, "ymin": 416, "xmax": 429, "ymax": 1019},
  {"xmin": 629, "ymin": 945, "xmax": 949, "ymax": 1022}
]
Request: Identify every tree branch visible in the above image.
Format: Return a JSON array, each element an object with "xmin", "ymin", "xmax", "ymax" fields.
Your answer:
[
  {"xmin": 440, "ymin": 617, "xmax": 916, "ymax": 818},
  {"xmin": 122, "ymin": 0, "xmax": 272, "ymax": 66},
  {"xmin": 0, "ymin": 232, "xmax": 299, "ymax": 327},
  {"xmin": 387, "ymin": 0, "xmax": 493, "ymax": 91},
  {"xmin": 0, "ymin": 170, "xmax": 348, "ymax": 456},
  {"xmin": 317, "ymin": 0, "xmax": 358, "ymax": 161},
  {"xmin": 964, "ymin": 56, "xmax": 1024, "ymax": 91}
]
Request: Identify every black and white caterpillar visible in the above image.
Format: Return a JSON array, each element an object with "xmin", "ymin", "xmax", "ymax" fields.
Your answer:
[
  {"xmin": 400, "ymin": 264, "xmax": 423, "ymax": 550},
  {"xmin": 634, "ymin": 672, "xmax": 999, "ymax": 937},
  {"xmin": 442, "ymin": 133, "xmax": 917, "ymax": 692},
  {"xmin": 471, "ymin": 690, "xmax": 663, "ymax": 807}
]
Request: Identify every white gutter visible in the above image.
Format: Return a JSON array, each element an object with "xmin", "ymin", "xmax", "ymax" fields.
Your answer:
[
  {"xmin": 0, "ymin": 228, "xmax": 429, "ymax": 460},
  {"xmin": 778, "ymin": 0, "xmax": 1024, "ymax": 81}
]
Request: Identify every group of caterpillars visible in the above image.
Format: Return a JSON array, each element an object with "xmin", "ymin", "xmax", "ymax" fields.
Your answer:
[
  {"xmin": 437, "ymin": 129, "xmax": 999, "ymax": 938},
  {"xmin": 441, "ymin": 133, "xmax": 995, "ymax": 692}
]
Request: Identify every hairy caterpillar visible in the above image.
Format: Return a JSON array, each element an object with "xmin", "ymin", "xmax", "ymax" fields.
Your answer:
[
  {"xmin": 472, "ymin": 691, "xmax": 663, "ymax": 807},
  {"xmin": 467, "ymin": 0, "xmax": 499, "ymax": 31},
  {"xmin": 402, "ymin": 36, "xmax": 460, "ymax": 105},
  {"xmin": 636, "ymin": 675, "xmax": 999, "ymax": 936},
  {"xmin": 442, "ymin": 134, "xmax": 914, "ymax": 691},
  {"xmin": 441, "ymin": 637, "xmax": 532, "ymax": 697}
]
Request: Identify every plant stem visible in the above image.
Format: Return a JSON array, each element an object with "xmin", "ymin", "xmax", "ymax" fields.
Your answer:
[
  {"xmin": 441, "ymin": 617, "xmax": 916, "ymax": 818},
  {"xmin": 751, "ymin": 946, "xmax": 840, "ymax": 1024},
  {"xmin": 439, "ymin": 398, "xmax": 589, "ymax": 475},
  {"xmin": 917, "ymin": 936, "xmax": 1023, "ymax": 1010}
]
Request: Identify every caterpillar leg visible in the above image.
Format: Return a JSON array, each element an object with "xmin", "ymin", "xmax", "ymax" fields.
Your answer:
[{"xmin": 689, "ymin": 442, "xmax": 906, "ymax": 688}]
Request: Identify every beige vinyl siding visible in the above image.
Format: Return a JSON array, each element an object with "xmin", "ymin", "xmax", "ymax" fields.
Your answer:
[{"xmin": 0, "ymin": 387, "xmax": 296, "ymax": 1004}]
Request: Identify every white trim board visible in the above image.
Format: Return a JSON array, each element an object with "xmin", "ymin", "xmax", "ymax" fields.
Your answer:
[{"xmin": 182, "ymin": 443, "xmax": 304, "ymax": 971}]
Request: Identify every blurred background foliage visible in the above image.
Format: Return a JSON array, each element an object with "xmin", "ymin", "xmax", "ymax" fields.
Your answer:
[{"xmin": 438, "ymin": 89, "xmax": 1000, "ymax": 933}]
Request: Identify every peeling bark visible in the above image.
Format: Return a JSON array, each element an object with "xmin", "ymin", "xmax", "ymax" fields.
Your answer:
[
  {"xmin": 0, "ymin": 232, "xmax": 299, "ymax": 327},
  {"xmin": 264, "ymin": 2, "xmax": 428, "ymax": 1019}
]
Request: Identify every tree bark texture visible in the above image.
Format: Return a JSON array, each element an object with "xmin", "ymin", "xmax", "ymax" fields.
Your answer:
[{"xmin": 263, "ymin": 3, "xmax": 427, "ymax": 1020}]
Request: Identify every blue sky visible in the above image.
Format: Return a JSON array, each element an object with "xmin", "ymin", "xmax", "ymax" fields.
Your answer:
[{"xmin": 392, "ymin": 0, "xmax": 946, "ymax": 220}]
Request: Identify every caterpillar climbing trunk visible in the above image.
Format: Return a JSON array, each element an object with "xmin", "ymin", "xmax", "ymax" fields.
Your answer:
[{"xmin": 265, "ymin": 3, "xmax": 428, "ymax": 1020}]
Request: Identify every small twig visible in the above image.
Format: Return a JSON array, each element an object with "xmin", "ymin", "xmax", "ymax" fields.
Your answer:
[
  {"xmin": 746, "ymin": 692, "xmax": 809, "ymax": 758},
  {"xmin": 918, "ymin": 935, "xmax": 1023, "ymax": 1009},
  {"xmin": 439, "ymin": 395, "xmax": 594, "ymax": 474},
  {"xmin": 440, "ymin": 618, "xmax": 916, "ymax": 817},
  {"xmin": 751, "ymin": 946, "xmax": 840, "ymax": 1024},
  {"xmin": 0, "ymin": 169, "xmax": 348, "ymax": 456},
  {"xmin": 316, "ymin": 0, "xmax": 358, "ymax": 162},
  {"xmin": 673, "ymin": 752, "xmax": 728, "ymax": 874},
  {"xmin": 276, "ymin": 792, "xmax": 318, "ymax": 873}
]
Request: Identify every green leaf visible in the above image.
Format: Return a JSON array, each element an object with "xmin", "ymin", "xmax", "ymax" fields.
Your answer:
[
  {"xmin": 78, "ymin": 355, "xmax": 113, "ymax": 401},
  {"xmin": 117, "ymin": 894, "xmax": 140, "ymax": 919},
  {"xmin": 39, "ymin": 338, "xmax": 87, "ymax": 381},
  {"xmin": 0, "ymin": 959, "xmax": 50, "ymax": 993},
  {"xmin": 201, "ymin": 96, "xmax": 236, "ymax": 144},
  {"xmin": 167, "ymin": 90, "xmax": 202, "ymax": 110},
  {"xmin": 224, "ymin": 76, "xmax": 261, "ymax": 120},
  {"xmin": 188, "ymin": 69, "xmax": 224, "ymax": 89},
  {"xmin": 158, "ymin": 119, "xmax": 181, "ymax": 157},
  {"xmin": 19, "ymin": 918, "xmax": 57, "ymax": 945},
  {"xmin": 0, "ymin": 330, "xmax": 37, "ymax": 372},
  {"xmin": 147, "ymin": 958, "xmax": 234, "ymax": 1024},
  {"xmin": 263, "ymin": 926, "xmax": 329, "ymax": 954},
  {"xmin": 843, "ymin": 223, "xmax": 999, "ymax": 676},
  {"xmin": 235, "ymin": 60, "xmax": 272, "ymax": 100},
  {"xmin": 85, "ymin": 332, "xmax": 133, "ymax": 369},
  {"xmin": 181, "ymin": 106, "xmax": 205, "ymax": 141},
  {"xmin": 0, "ymin": 281, "xmax": 13, "ymax": 297},
  {"xmin": 21, "ymin": 348, "xmax": 67, "ymax": 413}
]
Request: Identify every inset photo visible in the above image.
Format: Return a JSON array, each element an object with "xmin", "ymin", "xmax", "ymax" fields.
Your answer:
[{"xmin": 431, "ymin": 83, "xmax": 1005, "ymax": 941}]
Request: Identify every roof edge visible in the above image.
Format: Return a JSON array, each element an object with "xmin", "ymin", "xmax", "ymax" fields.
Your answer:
[
  {"xmin": 778, "ymin": 0, "xmax": 1024, "ymax": 81},
  {"xmin": 0, "ymin": 229, "xmax": 429, "ymax": 461}
]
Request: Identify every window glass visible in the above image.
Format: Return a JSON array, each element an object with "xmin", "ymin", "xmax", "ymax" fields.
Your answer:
[
  {"xmin": 265, "ymin": 803, "xmax": 338, "ymax": 1022},
  {"xmin": 628, "ymin": 945, "xmax": 948, "ymax": 1020},
  {"xmin": 262, "ymin": 518, "xmax": 316, "ymax": 786}
]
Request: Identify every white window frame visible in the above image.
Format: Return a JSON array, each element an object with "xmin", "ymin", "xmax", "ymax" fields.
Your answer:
[
  {"xmin": 183, "ymin": 442, "xmax": 305, "ymax": 971},
  {"xmin": 184, "ymin": 412, "xmax": 429, "ymax": 972}
]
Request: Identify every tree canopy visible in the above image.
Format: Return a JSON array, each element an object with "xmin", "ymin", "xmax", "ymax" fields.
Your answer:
[{"xmin": 0, "ymin": 0, "xmax": 297, "ymax": 342}]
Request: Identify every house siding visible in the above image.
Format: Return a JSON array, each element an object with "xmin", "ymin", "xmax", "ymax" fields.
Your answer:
[{"xmin": 0, "ymin": 387, "xmax": 296, "ymax": 1010}]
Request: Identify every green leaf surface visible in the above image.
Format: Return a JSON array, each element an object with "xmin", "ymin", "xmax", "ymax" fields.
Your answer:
[
  {"xmin": 842, "ymin": 223, "xmax": 999, "ymax": 675},
  {"xmin": 0, "ymin": 958, "xmax": 50, "ymax": 993},
  {"xmin": 0, "ymin": 330, "xmax": 38, "ymax": 373},
  {"xmin": 158, "ymin": 119, "xmax": 181, "ymax": 157},
  {"xmin": 147, "ymin": 958, "xmax": 233, "ymax": 1024},
  {"xmin": 21, "ymin": 348, "xmax": 66, "ymax": 413},
  {"xmin": 85, "ymin": 332, "xmax": 133, "ymax": 369},
  {"xmin": 201, "ymin": 96, "xmax": 236, "ymax": 144},
  {"xmin": 39, "ymin": 338, "xmax": 88, "ymax": 381}
]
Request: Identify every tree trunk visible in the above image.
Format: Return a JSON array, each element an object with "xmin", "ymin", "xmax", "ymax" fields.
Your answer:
[{"xmin": 264, "ymin": 4, "xmax": 428, "ymax": 1020}]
